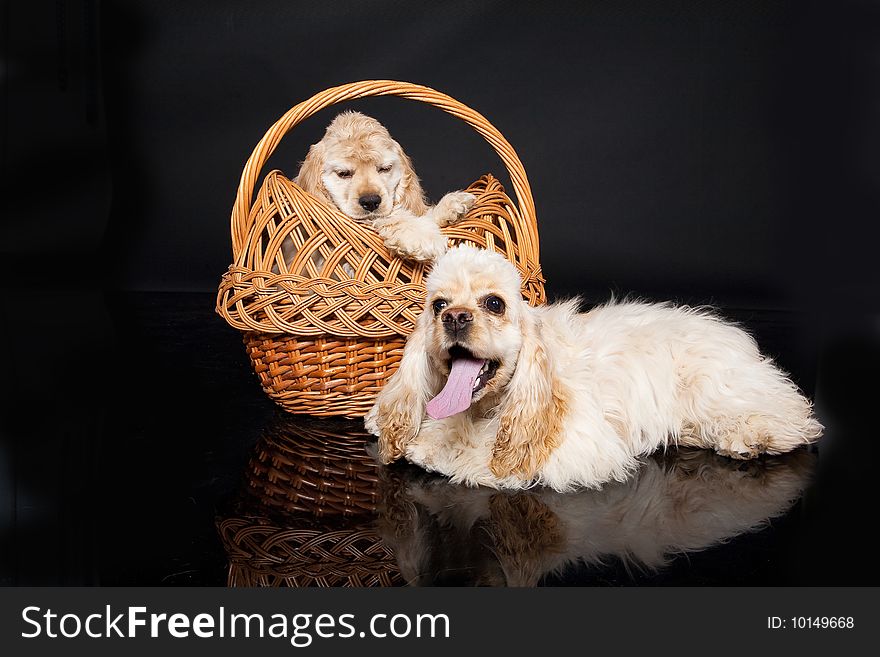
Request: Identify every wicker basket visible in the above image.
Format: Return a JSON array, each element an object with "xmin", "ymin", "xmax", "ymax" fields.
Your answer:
[
  {"xmin": 216, "ymin": 80, "xmax": 545, "ymax": 417},
  {"xmin": 217, "ymin": 414, "xmax": 403, "ymax": 587}
]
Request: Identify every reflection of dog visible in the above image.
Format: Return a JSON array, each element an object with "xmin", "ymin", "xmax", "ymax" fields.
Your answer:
[
  {"xmin": 376, "ymin": 448, "xmax": 815, "ymax": 586},
  {"xmin": 366, "ymin": 245, "xmax": 823, "ymax": 491},
  {"xmin": 285, "ymin": 111, "xmax": 474, "ymax": 264}
]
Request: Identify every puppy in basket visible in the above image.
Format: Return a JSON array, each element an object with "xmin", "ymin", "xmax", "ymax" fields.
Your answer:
[
  {"xmin": 284, "ymin": 111, "xmax": 475, "ymax": 265},
  {"xmin": 365, "ymin": 245, "xmax": 823, "ymax": 492}
]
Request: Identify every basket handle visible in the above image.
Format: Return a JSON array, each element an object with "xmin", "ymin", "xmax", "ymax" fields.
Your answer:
[{"xmin": 230, "ymin": 80, "xmax": 539, "ymax": 261}]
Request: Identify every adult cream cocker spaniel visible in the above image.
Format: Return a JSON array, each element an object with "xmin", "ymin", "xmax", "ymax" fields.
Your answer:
[
  {"xmin": 285, "ymin": 111, "xmax": 475, "ymax": 265},
  {"xmin": 365, "ymin": 245, "xmax": 823, "ymax": 491}
]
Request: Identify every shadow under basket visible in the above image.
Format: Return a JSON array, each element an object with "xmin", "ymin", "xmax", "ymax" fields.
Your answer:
[{"xmin": 216, "ymin": 80, "xmax": 546, "ymax": 418}]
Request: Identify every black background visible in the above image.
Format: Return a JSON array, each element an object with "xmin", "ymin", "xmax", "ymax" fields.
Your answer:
[
  {"xmin": 2, "ymin": 0, "xmax": 879, "ymax": 586},
  {"xmin": 7, "ymin": 0, "xmax": 878, "ymax": 306}
]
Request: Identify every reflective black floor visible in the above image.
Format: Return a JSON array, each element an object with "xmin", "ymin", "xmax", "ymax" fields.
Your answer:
[
  {"xmin": 1, "ymin": 292, "xmax": 877, "ymax": 586},
  {"xmin": 220, "ymin": 414, "xmax": 818, "ymax": 587}
]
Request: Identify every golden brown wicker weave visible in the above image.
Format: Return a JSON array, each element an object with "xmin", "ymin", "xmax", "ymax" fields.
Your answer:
[
  {"xmin": 218, "ymin": 518, "xmax": 401, "ymax": 587},
  {"xmin": 218, "ymin": 415, "xmax": 403, "ymax": 587},
  {"xmin": 243, "ymin": 415, "xmax": 381, "ymax": 517},
  {"xmin": 216, "ymin": 80, "xmax": 545, "ymax": 417}
]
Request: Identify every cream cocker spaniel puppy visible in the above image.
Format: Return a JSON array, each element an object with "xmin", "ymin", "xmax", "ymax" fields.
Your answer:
[
  {"xmin": 286, "ymin": 111, "xmax": 474, "ymax": 264},
  {"xmin": 365, "ymin": 245, "xmax": 823, "ymax": 492}
]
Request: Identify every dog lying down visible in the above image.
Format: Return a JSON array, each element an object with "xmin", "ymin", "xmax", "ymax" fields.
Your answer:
[
  {"xmin": 282, "ymin": 111, "xmax": 475, "ymax": 268},
  {"xmin": 365, "ymin": 245, "xmax": 823, "ymax": 492}
]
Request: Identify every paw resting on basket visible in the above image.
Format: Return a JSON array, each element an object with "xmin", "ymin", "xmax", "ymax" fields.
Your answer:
[
  {"xmin": 373, "ymin": 212, "xmax": 450, "ymax": 263},
  {"xmin": 430, "ymin": 191, "xmax": 476, "ymax": 227},
  {"xmin": 375, "ymin": 191, "xmax": 475, "ymax": 262}
]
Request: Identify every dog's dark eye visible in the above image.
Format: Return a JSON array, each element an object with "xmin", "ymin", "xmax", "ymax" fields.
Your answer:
[
  {"xmin": 378, "ymin": 164, "xmax": 392, "ymax": 173},
  {"xmin": 432, "ymin": 299, "xmax": 448, "ymax": 315},
  {"xmin": 336, "ymin": 170, "xmax": 353, "ymax": 179},
  {"xmin": 483, "ymin": 295, "xmax": 505, "ymax": 314}
]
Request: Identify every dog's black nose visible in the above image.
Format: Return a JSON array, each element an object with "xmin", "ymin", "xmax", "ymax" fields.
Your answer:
[
  {"xmin": 442, "ymin": 308, "xmax": 473, "ymax": 334},
  {"xmin": 358, "ymin": 194, "xmax": 381, "ymax": 212}
]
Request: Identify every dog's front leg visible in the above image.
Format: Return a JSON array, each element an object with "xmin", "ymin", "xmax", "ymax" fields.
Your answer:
[
  {"xmin": 366, "ymin": 396, "xmax": 424, "ymax": 464},
  {"xmin": 365, "ymin": 312, "xmax": 437, "ymax": 461},
  {"xmin": 373, "ymin": 211, "xmax": 449, "ymax": 263},
  {"xmin": 429, "ymin": 191, "xmax": 475, "ymax": 227}
]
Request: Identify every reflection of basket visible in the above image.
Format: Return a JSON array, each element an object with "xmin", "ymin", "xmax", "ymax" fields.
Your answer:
[
  {"xmin": 218, "ymin": 415, "xmax": 403, "ymax": 587},
  {"xmin": 243, "ymin": 416, "xmax": 380, "ymax": 517},
  {"xmin": 216, "ymin": 80, "xmax": 545, "ymax": 418},
  {"xmin": 218, "ymin": 519, "xmax": 401, "ymax": 587}
]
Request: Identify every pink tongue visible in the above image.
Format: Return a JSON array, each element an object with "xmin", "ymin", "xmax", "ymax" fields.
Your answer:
[{"xmin": 426, "ymin": 357, "xmax": 486, "ymax": 419}]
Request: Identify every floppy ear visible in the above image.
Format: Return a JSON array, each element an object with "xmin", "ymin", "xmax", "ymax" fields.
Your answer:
[
  {"xmin": 394, "ymin": 142, "xmax": 429, "ymax": 216},
  {"xmin": 365, "ymin": 309, "xmax": 439, "ymax": 463},
  {"xmin": 294, "ymin": 141, "xmax": 332, "ymax": 204},
  {"xmin": 490, "ymin": 309, "xmax": 567, "ymax": 480}
]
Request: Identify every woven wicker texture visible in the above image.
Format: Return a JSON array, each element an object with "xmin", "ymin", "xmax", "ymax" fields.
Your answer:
[
  {"xmin": 218, "ymin": 415, "xmax": 403, "ymax": 587},
  {"xmin": 218, "ymin": 519, "xmax": 401, "ymax": 587},
  {"xmin": 243, "ymin": 415, "xmax": 381, "ymax": 517},
  {"xmin": 216, "ymin": 80, "xmax": 545, "ymax": 417}
]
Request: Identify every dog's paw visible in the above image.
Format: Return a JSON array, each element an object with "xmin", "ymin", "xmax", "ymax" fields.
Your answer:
[
  {"xmin": 387, "ymin": 230, "xmax": 449, "ymax": 263},
  {"xmin": 433, "ymin": 191, "xmax": 476, "ymax": 227},
  {"xmin": 376, "ymin": 214, "xmax": 450, "ymax": 263},
  {"xmin": 364, "ymin": 405, "xmax": 381, "ymax": 436},
  {"xmin": 715, "ymin": 436, "xmax": 764, "ymax": 460}
]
